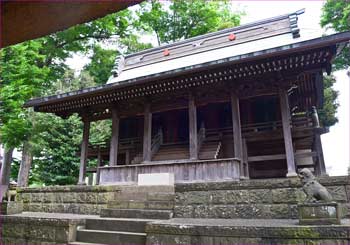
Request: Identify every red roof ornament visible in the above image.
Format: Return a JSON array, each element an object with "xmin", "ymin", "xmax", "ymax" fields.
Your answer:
[
  {"xmin": 228, "ymin": 33, "xmax": 236, "ymax": 41},
  {"xmin": 163, "ymin": 49, "xmax": 170, "ymax": 56}
]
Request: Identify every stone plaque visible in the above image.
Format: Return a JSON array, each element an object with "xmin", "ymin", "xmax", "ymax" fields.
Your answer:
[{"xmin": 298, "ymin": 202, "xmax": 340, "ymax": 225}]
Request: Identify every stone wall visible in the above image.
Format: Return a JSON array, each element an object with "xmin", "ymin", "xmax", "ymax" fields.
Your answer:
[
  {"xmin": 174, "ymin": 176, "xmax": 350, "ymax": 219},
  {"xmin": 0, "ymin": 215, "xmax": 84, "ymax": 245},
  {"xmin": 17, "ymin": 185, "xmax": 122, "ymax": 215},
  {"xmin": 146, "ymin": 219, "xmax": 350, "ymax": 245}
]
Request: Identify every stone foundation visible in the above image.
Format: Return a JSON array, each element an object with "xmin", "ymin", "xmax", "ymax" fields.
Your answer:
[
  {"xmin": 174, "ymin": 176, "xmax": 350, "ymax": 219},
  {"xmin": 0, "ymin": 213, "xmax": 85, "ymax": 245},
  {"xmin": 16, "ymin": 185, "xmax": 175, "ymax": 215},
  {"xmin": 146, "ymin": 218, "xmax": 350, "ymax": 245},
  {"xmin": 17, "ymin": 185, "xmax": 122, "ymax": 215}
]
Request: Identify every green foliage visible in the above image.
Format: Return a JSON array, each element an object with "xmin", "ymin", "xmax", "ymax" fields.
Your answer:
[
  {"xmin": 120, "ymin": 34, "xmax": 154, "ymax": 54},
  {"xmin": 318, "ymin": 75, "xmax": 339, "ymax": 127},
  {"xmin": 0, "ymin": 42, "xmax": 50, "ymax": 148},
  {"xmin": 10, "ymin": 158, "xmax": 20, "ymax": 182},
  {"xmin": 84, "ymin": 46, "xmax": 118, "ymax": 85},
  {"xmin": 0, "ymin": 8, "xmax": 133, "ymax": 185},
  {"xmin": 136, "ymin": 0, "xmax": 242, "ymax": 45},
  {"xmin": 31, "ymin": 114, "xmax": 82, "ymax": 185},
  {"xmin": 321, "ymin": 0, "xmax": 350, "ymax": 70}
]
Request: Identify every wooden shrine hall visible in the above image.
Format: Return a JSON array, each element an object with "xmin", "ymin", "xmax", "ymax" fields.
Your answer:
[{"xmin": 26, "ymin": 10, "xmax": 350, "ymax": 185}]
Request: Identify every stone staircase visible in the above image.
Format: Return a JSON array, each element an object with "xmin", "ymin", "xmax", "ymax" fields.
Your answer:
[
  {"xmin": 152, "ymin": 142, "xmax": 189, "ymax": 161},
  {"xmin": 72, "ymin": 218, "xmax": 148, "ymax": 245},
  {"xmin": 199, "ymin": 139, "xmax": 221, "ymax": 160},
  {"xmin": 70, "ymin": 186, "xmax": 174, "ymax": 245}
]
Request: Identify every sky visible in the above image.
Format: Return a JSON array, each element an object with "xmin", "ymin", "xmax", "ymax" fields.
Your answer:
[{"xmin": 67, "ymin": 1, "xmax": 350, "ymax": 176}]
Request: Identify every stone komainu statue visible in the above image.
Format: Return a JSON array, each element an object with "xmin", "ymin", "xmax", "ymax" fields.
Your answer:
[{"xmin": 299, "ymin": 168, "xmax": 332, "ymax": 203}]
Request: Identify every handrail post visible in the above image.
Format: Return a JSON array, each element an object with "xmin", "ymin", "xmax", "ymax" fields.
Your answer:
[{"xmin": 311, "ymin": 106, "xmax": 320, "ymax": 128}]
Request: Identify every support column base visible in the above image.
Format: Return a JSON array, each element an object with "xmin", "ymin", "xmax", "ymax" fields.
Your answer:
[{"xmin": 286, "ymin": 171, "xmax": 298, "ymax": 178}]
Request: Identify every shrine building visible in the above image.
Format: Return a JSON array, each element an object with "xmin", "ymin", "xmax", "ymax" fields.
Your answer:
[{"xmin": 25, "ymin": 10, "xmax": 350, "ymax": 185}]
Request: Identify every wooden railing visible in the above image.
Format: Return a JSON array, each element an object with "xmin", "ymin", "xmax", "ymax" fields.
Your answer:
[
  {"xmin": 206, "ymin": 127, "xmax": 232, "ymax": 138},
  {"xmin": 214, "ymin": 141, "xmax": 222, "ymax": 159},
  {"xmin": 88, "ymin": 137, "xmax": 141, "ymax": 150},
  {"xmin": 151, "ymin": 128, "xmax": 163, "ymax": 158},
  {"xmin": 99, "ymin": 158, "xmax": 240, "ymax": 184},
  {"xmin": 119, "ymin": 137, "xmax": 141, "ymax": 148},
  {"xmin": 291, "ymin": 113, "xmax": 314, "ymax": 128},
  {"xmin": 241, "ymin": 121, "xmax": 282, "ymax": 134}
]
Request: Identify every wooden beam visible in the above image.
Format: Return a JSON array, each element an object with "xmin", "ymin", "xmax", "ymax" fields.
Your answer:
[
  {"xmin": 188, "ymin": 93, "xmax": 198, "ymax": 160},
  {"xmin": 279, "ymin": 89, "xmax": 297, "ymax": 177},
  {"xmin": 230, "ymin": 92, "xmax": 245, "ymax": 178},
  {"xmin": 109, "ymin": 108, "xmax": 119, "ymax": 166},
  {"xmin": 78, "ymin": 118, "xmax": 90, "ymax": 185},
  {"xmin": 143, "ymin": 103, "xmax": 152, "ymax": 162}
]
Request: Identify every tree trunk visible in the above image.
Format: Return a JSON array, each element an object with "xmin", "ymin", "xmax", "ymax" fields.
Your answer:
[
  {"xmin": 0, "ymin": 147, "xmax": 14, "ymax": 201},
  {"xmin": 0, "ymin": 144, "xmax": 3, "ymax": 171},
  {"xmin": 17, "ymin": 142, "xmax": 33, "ymax": 187}
]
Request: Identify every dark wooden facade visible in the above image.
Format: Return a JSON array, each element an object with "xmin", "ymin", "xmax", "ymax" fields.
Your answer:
[{"xmin": 25, "ymin": 11, "xmax": 350, "ymax": 184}]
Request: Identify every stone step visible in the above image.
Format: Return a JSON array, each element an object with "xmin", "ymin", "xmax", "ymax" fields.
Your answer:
[
  {"xmin": 100, "ymin": 208, "xmax": 173, "ymax": 219},
  {"xmin": 120, "ymin": 186, "xmax": 174, "ymax": 193},
  {"xmin": 70, "ymin": 242, "xmax": 109, "ymax": 245},
  {"xmin": 107, "ymin": 200, "xmax": 174, "ymax": 210},
  {"xmin": 85, "ymin": 218, "xmax": 151, "ymax": 233},
  {"xmin": 115, "ymin": 192, "xmax": 175, "ymax": 202},
  {"xmin": 76, "ymin": 229, "xmax": 146, "ymax": 245}
]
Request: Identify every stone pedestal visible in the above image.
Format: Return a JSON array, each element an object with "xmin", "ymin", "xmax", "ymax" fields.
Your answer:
[
  {"xmin": 298, "ymin": 202, "xmax": 340, "ymax": 225},
  {"xmin": 1, "ymin": 201, "xmax": 23, "ymax": 215}
]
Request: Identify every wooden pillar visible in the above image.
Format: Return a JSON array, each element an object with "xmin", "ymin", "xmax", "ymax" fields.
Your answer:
[
  {"xmin": 279, "ymin": 89, "xmax": 297, "ymax": 177},
  {"xmin": 188, "ymin": 93, "xmax": 198, "ymax": 160},
  {"xmin": 242, "ymin": 138, "xmax": 249, "ymax": 178},
  {"xmin": 314, "ymin": 133, "xmax": 327, "ymax": 176},
  {"xmin": 96, "ymin": 147, "xmax": 102, "ymax": 185},
  {"xmin": 230, "ymin": 92, "xmax": 245, "ymax": 179},
  {"xmin": 109, "ymin": 108, "xmax": 119, "ymax": 166},
  {"xmin": 143, "ymin": 103, "xmax": 152, "ymax": 162},
  {"xmin": 78, "ymin": 118, "xmax": 90, "ymax": 185}
]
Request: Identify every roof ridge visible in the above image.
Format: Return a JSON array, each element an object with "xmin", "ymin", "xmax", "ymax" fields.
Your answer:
[{"xmin": 124, "ymin": 9, "xmax": 305, "ymax": 58}]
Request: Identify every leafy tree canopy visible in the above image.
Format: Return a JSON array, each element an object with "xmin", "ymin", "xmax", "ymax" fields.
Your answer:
[
  {"xmin": 136, "ymin": 0, "xmax": 242, "ymax": 45},
  {"xmin": 84, "ymin": 45, "xmax": 118, "ymax": 86},
  {"xmin": 318, "ymin": 75, "xmax": 339, "ymax": 127},
  {"xmin": 321, "ymin": 0, "xmax": 350, "ymax": 70}
]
